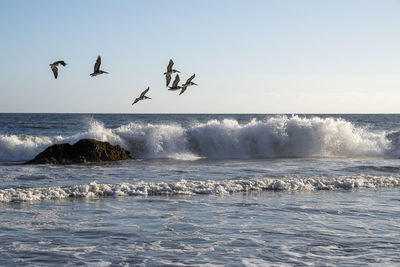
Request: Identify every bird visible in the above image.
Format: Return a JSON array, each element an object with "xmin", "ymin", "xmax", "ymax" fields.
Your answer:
[
  {"xmin": 132, "ymin": 87, "xmax": 151, "ymax": 105},
  {"xmin": 49, "ymin": 61, "xmax": 67, "ymax": 79},
  {"xmin": 179, "ymin": 74, "xmax": 198, "ymax": 95},
  {"xmin": 90, "ymin": 56, "xmax": 109, "ymax": 76},
  {"xmin": 168, "ymin": 74, "xmax": 182, "ymax": 91},
  {"xmin": 164, "ymin": 59, "xmax": 180, "ymax": 87}
]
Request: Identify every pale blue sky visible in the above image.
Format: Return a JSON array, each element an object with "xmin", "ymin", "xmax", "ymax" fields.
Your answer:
[{"xmin": 1, "ymin": 0, "xmax": 400, "ymax": 113}]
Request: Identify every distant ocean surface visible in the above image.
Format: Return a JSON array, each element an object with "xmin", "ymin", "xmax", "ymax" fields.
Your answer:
[{"xmin": 1, "ymin": 113, "xmax": 400, "ymax": 266}]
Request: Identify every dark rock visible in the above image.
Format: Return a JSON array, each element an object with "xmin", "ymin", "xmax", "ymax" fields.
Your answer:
[{"xmin": 26, "ymin": 139, "xmax": 132, "ymax": 164}]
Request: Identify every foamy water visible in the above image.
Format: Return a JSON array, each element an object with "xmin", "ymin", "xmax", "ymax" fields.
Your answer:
[
  {"xmin": 1, "ymin": 175, "xmax": 400, "ymax": 203},
  {"xmin": 0, "ymin": 115, "xmax": 396, "ymax": 162}
]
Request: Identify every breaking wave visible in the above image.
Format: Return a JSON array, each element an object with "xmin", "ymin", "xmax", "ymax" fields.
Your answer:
[
  {"xmin": 0, "ymin": 116, "xmax": 398, "ymax": 162},
  {"xmin": 1, "ymin": 175, "xmax": 400, "ymax": 203}
]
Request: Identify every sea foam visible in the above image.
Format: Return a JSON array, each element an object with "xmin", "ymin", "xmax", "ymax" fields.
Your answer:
[
  {"xmin": 1, "ymin": 175, "xmax": 399, "ymax": 203},
  {"xmin": 0, "ymin": 116, "xmax": 396, "ymax": 162}
]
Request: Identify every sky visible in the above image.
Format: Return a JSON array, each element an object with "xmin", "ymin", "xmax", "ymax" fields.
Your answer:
[{"xmin": 0, "ymin": 0, "xmax": 400, "ymax": 113}]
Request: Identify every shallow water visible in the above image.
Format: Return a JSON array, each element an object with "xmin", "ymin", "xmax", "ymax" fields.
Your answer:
[
  {"xmin": 2, "ymin": 190, "xmax": 399, "ymax": 266},
  {"xmin": 1, "ymin": 114, "xmax": 400, "ymax": 265}
]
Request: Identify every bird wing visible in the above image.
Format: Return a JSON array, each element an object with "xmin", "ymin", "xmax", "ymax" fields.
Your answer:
[
  {"xmin": 165, "ymin": 74, "xmax": 171, "ymax": 87},
  {"xmin": 167, "ymin": 59, "xmax": 174, "ymax": 72},
  {"xmin": 179, "ymin": 86, "xmax": 187, "ymax": 95},
  {"xmin": 186, "ymin": 74, "xmax": 195, "ymax": 84},
  {"xmin": 51, "ymin": 65, "xmax": 58, "ymax": 79},
  {"xmin": 172, "ymin": 74, "xmax": 180, "ymax": 87},
  {"xmin": 140, "ymin": 87, "xmax": 150, "ymax": 98},
  {"xmin": 54, "ymin": 60, "xmax": 67, "ymax": 66},
  {"xmin": 132, "ymin": 97, "xmax": 140, "ymax": 105},
  {"xmin": 94, "ymin": 56, "xmax": 101, "ymax": 72}
]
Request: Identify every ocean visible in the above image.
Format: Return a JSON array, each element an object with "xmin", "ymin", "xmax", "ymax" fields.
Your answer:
[{"xmin": 1, "ymin": 113, "xmax": 400, "ymax": 266}]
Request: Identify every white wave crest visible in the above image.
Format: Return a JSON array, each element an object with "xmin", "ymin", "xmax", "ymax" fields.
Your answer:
[
  {"xmin": 68, "ymin": 119, "xmax": 122, "ymax": 145},
  {"xmin": 1, "ymin": 175, "xmax": 399, "ymax": 203},
  {"xmin": 114, "ymin": 122, "xmax": 190, "ymax": 158},
  {"xmin": 187, "ymin": 117, "xmax": 389, "ymax": 158},
  {"xmin": 0, "ymin": 116, "xmax": 395, "ymax": 162},
  {"xmin": 0, "ymin": 135, "xmax": 63, "ymax": 162}
]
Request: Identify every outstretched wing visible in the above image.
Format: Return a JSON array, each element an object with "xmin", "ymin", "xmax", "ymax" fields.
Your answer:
[
  {"xmin": 185, "ymin": 74, "xmax": 195, "ymax": 84},
  {"xmin": 167, "ymin": 59, "xmax": 174, "ymax": 72},
  {"xmin": 179, "ymin": 86, "xmax": 187, "ymax": 95},
  {"xmin": 140, "ymin": 87, "xmax": 150, "ymax": 98},
  {"xmin": 53, "ymin": 60, "xmax": 67, "ymax": 67},
  {"xmin": 172, "ymin": 74, "xmax": 180, "ymax": 87},
  {"xmin": 165, "ymin": 74, "xmax": 171, "ymax": 87},
  {"xmin": 132, "ymin": 97, "xmax": 140, "ymax": 105},
  {"xmin": 94, "ymin": 56, "xmax": 101, "ymax": 72},
  {"xmin": 51, "ymin": 65, "xmax": 58, "ymax": 79}
]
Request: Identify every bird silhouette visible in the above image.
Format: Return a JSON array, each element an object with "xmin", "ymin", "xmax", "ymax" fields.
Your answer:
[
  {"xmin": 90, "ymin": 56, "xmax": 109, "ymax": 76},
  {"xmin": 132, "ymin": 87, "xmax": 152, "ymax": 105},
  {"xmin": 180, "ymin": 74, "xmax": 198, "ymax": 95},
  {"xmin": 49, "ymin": 61, "xmax": 67, "ymax": 79},
  {"xmin": 164, "ymin": 59, "xmax": 180, "ymax": 87},
  {"xmin": 168, "ymin": 74, "xmax": 182, "ymax": 91}
]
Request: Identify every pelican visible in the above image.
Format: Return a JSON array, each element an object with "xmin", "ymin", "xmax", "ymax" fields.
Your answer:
[
  {"xmin": 132, "ymin": 87, "xmax": 151, "ymax": 105},
  {"xmin": 179, "ymin": 74, "xmax": 198, "ymax": 95},
  {"xmin": 49, "ymin": 60, "xmax": 67, "ymax": 79},
  {"xmin": 168, "ymin": 74, "xmax": 182, "ymax": 91},
  {"xmin": 164, "ymin": 59, "xmax": 180, "ymax": 87},
  {"xmin": 90, "ymin": 56, "xmax": 109, "ymax": 76}
]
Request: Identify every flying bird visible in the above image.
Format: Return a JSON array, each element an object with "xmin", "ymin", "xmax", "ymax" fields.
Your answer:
[
  {"xmin": 132, "ymin": 87, "xmax": 151, "ymax": 105},
  {"xmin": 164, "ymin": 59, "xmax": 180, "ymax": 87},
  {"xmin": 180, "ymin": 74, "xmax": 198, "ymax": 95},
  {"xmin": 49, "ymin": 61, "xmax": 67, "ymax": 79},
  {"xmin": 168, "ymin": 74, "xmax": 182, "ymax": 91},
  {"xmin": 90, "ymin": 56, "xmax": 109, "ymax": 76}
]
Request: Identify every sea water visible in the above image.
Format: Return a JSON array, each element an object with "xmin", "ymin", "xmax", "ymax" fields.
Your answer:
[{"xmin": 0, "ymin": 114, "xmax": 399, "ymax": 266}]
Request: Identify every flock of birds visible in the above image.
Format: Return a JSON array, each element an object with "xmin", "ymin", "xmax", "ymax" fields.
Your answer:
[{"xmin": 49, "ymin": 57, "xmax": 198, "ymax": 106}]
